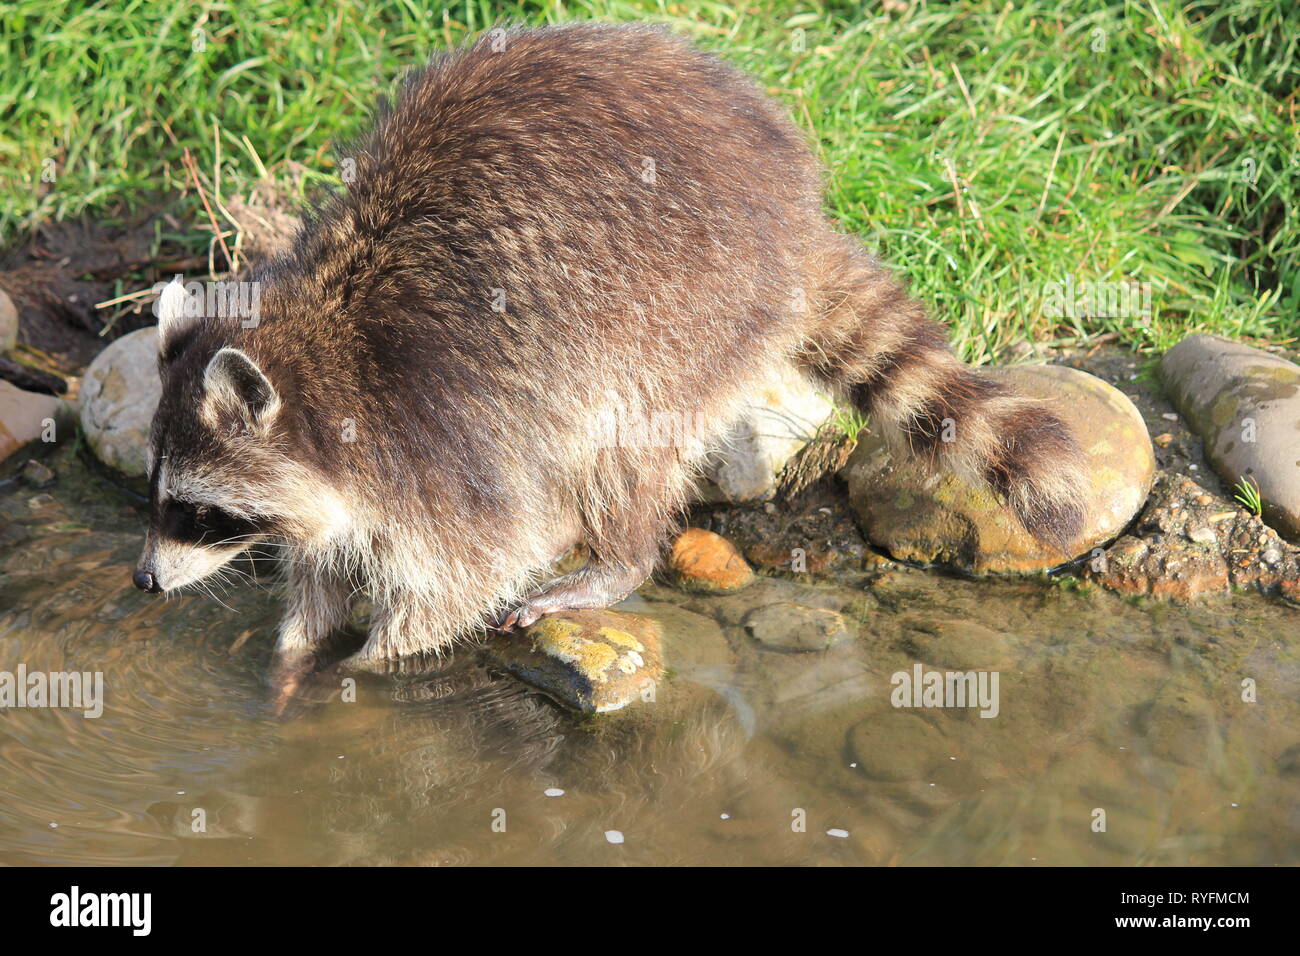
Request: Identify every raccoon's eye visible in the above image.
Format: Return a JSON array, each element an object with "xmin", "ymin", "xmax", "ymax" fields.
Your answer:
[
  {"xmin": 162, "ymin": 498, "xmax": 262, "ymax": 546},
  {"xmin": 164, "ymin": 499, "xmax": 214, "ymax": 543},
  {"xmin": 174, "ymin": 501, "xmax": 208, "ymax": 523}
]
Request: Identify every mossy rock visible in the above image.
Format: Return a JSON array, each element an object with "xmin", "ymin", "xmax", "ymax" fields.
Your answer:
[
  {"xmin": 487, "ymin": 609, "xmax": 664, "ymax": 713},
  {"xmin": 845, "ymin": 364, "xmax": 1155, "ymax": 573}
]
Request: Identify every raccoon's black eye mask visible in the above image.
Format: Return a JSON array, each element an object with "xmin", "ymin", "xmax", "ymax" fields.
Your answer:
[{"xmin": 161, "ymin": 499, "xmax": 263, "ymax": 547}]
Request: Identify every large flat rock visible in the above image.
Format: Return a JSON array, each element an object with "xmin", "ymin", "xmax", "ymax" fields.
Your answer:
[{"xmin": 846, "ymin": 364, "xmax": 1155, "ymax": 573}]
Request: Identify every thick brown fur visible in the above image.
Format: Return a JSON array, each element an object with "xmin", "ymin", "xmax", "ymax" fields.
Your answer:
[{"xmin": 137, "ymin": 23, "xmax": 1087, "ymax": 672}]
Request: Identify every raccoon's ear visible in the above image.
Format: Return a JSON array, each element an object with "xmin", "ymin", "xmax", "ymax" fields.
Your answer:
[
  {"xmin": 155, "ymin": 276, "xmax": 198, "ymax": 355},
  {"xmin": 202, "ymin": 347, "xmax": 279, "ymax": 426}
]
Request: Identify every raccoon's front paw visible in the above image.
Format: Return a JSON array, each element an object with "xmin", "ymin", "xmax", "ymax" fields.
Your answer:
[{"xmin": 269, "ymin": 650, "xmax": 321, "ymax": 717}]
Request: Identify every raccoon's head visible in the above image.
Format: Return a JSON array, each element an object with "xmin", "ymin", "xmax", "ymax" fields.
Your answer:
[{"xmin": 133, "ymin": 278, "xmax": 349, "ymax": 595}]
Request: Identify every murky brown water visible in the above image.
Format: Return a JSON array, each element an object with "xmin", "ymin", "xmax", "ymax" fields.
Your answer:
[{"xmin": 2, "ymin": 447, "xmax": 1298, "ymax": 865}]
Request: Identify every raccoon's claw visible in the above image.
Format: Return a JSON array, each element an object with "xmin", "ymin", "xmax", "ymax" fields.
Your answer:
[
  {"xmin": 495, "ymin": 564, "xmax": 650, "ymax": 631},
  {"xmin": 496, "ymin": 602, "xmax": 548, "ymax": 631}
]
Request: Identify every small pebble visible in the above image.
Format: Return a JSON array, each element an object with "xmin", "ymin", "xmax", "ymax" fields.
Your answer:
[
  {"xmin": 1262, "ymin": 549, "xmax": 1282, "ymax": 565},
  {"xmin": 720, "ymin": 813, "xmax": 730, "ymax": 820},
  {"xmin": 544, "ymin": 788, "xmax": 565, "ymax": 797},
  {"xmin": 604, "ymin": 830, "xmax": 624, "ymax": 845},
  {"xmin": 21, "ymin": 460, "xmax": 56, "ymax": 487},
  {"xmin": 1162, "ymin": 412, "xmax": 1179, "ymax": 421},
  {"xmin": 827, "ymin": 828, "xmax": 849, "ymax": 839}
]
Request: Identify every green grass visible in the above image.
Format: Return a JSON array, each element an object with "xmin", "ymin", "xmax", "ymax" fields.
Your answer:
[
  {"xmin": 2, "ymin": 0, "xmax": 1297, "ymax": 357},
  {"xmin": 1233, "ymin": 474, "xmax": 1264, "ymax": 515},
  {"xmin": 828, "ymin": 404, "xmax": 871, "ymax": 442}
]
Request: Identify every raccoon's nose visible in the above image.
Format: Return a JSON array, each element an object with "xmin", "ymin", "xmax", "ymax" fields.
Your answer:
[{"xmin": 132, "ymin": 569, "xmax": 162, "ymax": 593}]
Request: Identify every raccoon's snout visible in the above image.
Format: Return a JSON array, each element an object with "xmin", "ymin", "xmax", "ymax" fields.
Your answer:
[{"xmin": 133, "ymin": 568, "xmax": 162, "ymax": 593}]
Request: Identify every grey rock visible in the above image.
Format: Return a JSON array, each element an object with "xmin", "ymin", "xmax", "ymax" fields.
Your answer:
[
  {"xmin": 78, "ymin": 327, "xmax": 161, "ymax": 477},
  {"xmin": 700, "ymin": 361, "xmax": 833, "ymax": 501},
  {"xmin": 0, "ymin": 287, "xmax": 17, "ymax": 352},
  {"xmin": 1161, "ymin": 334, "xmax": 1300, "ymax": 540},
  {"xmin": 21, "ymin": 459, "xmax": 55, "ymax": 487}
]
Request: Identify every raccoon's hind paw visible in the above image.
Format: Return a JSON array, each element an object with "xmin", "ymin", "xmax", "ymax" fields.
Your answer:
[
  {"xmin": 495, "ymin": 561, "xmax": 652, "ymax": 631},
  {"xmin": 495, "ymin": 592, "xmax": 581, "ymax": 630},
  {"xmin": 496, "ymin": 601, "xmax": 551, "ymax": 632}
]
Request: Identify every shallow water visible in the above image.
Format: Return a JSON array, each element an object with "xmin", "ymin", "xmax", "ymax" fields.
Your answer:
[{"xmin": 1, "ymin": 450, "xmax": 1297, "ymax": 865}]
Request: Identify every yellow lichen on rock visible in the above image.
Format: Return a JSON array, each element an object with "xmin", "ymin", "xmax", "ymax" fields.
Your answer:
[
  {"xmin": 487, "ymin": 610, "xmax": 665, "ymax": 713},
  {"xmin": 597, "ymin": 627, "xmax": 644, "ymax": 652},
  {"xmin": 528, "ymin": 617, "xmax": 618, "ymax": 683}
]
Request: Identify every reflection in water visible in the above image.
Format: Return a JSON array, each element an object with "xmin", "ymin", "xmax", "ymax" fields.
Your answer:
[{"xmin": 0, "ymin": 456, "xmax": 1297, "ymax": 865}]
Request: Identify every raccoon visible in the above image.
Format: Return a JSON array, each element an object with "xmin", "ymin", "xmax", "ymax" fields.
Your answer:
[{"xmin": 134, "ymin": 23, "xmax": 1086, "ymax": 679}]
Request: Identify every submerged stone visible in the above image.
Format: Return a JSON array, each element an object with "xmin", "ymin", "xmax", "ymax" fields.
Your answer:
[
  {"xmin": 848, "ymin": 710, "xmax": 946, "ymax": 782},
  {"xmin": 846, "ymin": 364, "xmax": 1155, "ymax": 573},
  {"xmin": 743, "ymin": 602, "xmax": 849, "ymax": 652},
  {"xmin": 21, "ymin": 459, "xmax": 55, "ymax": 488},
  {"xmin": 1160, "ymin": 334, "xmax": 1300, "ymax": 540},
  {"xmin": 1140, "ymin": 679, "xmax": 1218, "ymax": 767},
  {"xmin": 486, "ymin": 610, "xmax": 663, "ymax": 714},
  {"xmin": 903, "ymin": 620, "xmax": 1012, "ymax": 670}
]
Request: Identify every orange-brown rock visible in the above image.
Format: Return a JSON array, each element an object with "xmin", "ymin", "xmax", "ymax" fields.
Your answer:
[{"xmin": 669, "ymin": 527, "xmax": 756, "ymax": 593}]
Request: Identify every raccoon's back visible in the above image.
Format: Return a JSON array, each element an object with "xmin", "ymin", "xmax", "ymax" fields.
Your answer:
[{"xmin": 289, "ymin": 25, "xmax": 820, "ymax": 418}]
